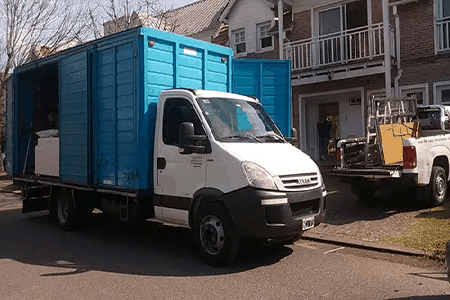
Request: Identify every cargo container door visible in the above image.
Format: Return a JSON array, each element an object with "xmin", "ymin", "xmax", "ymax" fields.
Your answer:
[
  {"xmin": 59, "ymin": 51, "xmax": 90, "ymax": 185},
  {"xmin": 232, "ymin": 60, "xmax": 291, "ymax": 137}
]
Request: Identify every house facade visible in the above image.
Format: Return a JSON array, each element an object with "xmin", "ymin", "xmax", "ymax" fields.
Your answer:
[{"xmin": 283, "ymin": 0, "xmax": 450, "ymax": 161}]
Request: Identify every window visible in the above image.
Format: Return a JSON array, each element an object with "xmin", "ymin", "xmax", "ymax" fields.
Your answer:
[
  {"xmin": 162, "ymin": 98, "xmax": 204, "ymax": 146},
  {"xmin": 436, "ymin": 0, "xmax": 450, "ymax": 52},
  {"xmin": 400, "ymin": 84, "xmax": 429, "ymax": 105},
  {"xmin": 232, "ymin": 28, "xmax": 246, "ymax": 55},
  {"xmin": 434, "ymin": 81, "xmax": 450, "ymax": 103},
  {"xmin": 257, "ymin": 21, "xmax": 273, "ymax": 52},
  {"xmin": 316, "ymin": 0, "xmax": 368, "ymax": 64}
]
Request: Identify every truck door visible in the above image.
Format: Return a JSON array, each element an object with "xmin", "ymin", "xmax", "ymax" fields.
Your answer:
[
  {"xmin": 232, "ymin": 60, "xmax": 291, "ymax": 137},
  {"xmin": 155, "ymin": 97, "xmax": 207, "ymax": 225}
]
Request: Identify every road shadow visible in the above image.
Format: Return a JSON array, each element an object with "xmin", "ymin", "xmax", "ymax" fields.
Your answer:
[
  {"xmin": 321, "ymin": 172, "xmax": 435, "ymax": 226},
  {"xmin": 0, "ymin": 208, "xmax": 292, "ymax": 278}
]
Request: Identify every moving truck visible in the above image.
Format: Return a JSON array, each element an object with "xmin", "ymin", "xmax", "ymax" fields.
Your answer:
[{"xmin": 6, "ymin": 27, "xmax": 327, "ymax": 265}]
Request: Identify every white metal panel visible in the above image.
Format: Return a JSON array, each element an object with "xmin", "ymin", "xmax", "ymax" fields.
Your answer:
[{"xmin": 35, "ymin": 138, "xmax": 59, "ymax": 177}]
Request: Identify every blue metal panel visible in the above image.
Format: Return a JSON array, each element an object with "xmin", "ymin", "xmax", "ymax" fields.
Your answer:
[
  {"xmin": 232, "ymin": 60, "xmax": 292, "ymax": 137},
  {"xmin": 141, "ymin": 27, "xmax": 233, "ymax": 92},
  {"xmin": 60, "ymin": 51, "xmax": 89, "ymax": 184},
  {"xmin": 95, "ymin": 40, "xmax": 139, "ymax": 189}
]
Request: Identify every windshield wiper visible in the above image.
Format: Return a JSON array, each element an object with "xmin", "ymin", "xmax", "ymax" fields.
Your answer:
[
  {"xmin": 220, "ymin": 134, "xmax": 263, "ymax": 143},
  {"xmin": 257, "ymin": 132, "xmax": 286, "ymax": 142}
]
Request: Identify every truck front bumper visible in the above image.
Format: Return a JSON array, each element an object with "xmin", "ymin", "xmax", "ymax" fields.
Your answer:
[{"xmin": 222, "ymin": 186, "xmax": 326, "ymax": 239}]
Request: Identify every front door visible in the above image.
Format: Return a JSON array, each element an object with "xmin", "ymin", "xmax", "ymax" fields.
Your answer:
[{"xmin": 155, "ymin": 97, "xmax": 207, "ymax": 225}]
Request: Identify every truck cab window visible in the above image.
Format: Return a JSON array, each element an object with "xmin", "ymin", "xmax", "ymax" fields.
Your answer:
[{"xmin": 163, "ymin": 98, "xmax": 204, "ymax": 146}]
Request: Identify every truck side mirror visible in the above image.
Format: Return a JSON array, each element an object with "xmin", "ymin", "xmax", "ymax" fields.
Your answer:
[
  {"xmin": 285, "ymin": 128, "xmax": 298, "ymax": 146},
  {"xmin": 178, "ymin": 122, "xmax": 208, "ymax": 154}
]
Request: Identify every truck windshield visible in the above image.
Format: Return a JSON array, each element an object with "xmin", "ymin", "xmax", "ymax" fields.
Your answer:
[{"xmin": 196, "ymin": 97, "xmax": 285, "ymax": 143}]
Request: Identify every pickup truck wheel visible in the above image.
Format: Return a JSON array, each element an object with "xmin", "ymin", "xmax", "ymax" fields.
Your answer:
[
  {"xmin": 193, "ymin": 202, "xmax": 239, "ymax": 266},
  {"xmin": 56, "ymin": 190, "xmax": 76, "ymax": 231},
  {"xmin": 429, "ymin": 166, "xmax": 447, "ymax": 206}
]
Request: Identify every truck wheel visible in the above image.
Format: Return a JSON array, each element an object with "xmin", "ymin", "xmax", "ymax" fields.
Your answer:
[
  {"xmin": 429, "ymin": 166, "xmax": 447, "ymax": 206},
  {"xmin": 56, "ymin": 190, "xmax": 76, "ymax": 231},
  {"xmin": 193, "ymin": 202, "xmax": 240, "ymax": 266}
]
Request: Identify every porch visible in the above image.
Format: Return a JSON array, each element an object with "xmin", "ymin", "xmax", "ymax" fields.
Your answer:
[{"xmin": 284, "ymin": 22, "xmax": 395, "ymax": 85}]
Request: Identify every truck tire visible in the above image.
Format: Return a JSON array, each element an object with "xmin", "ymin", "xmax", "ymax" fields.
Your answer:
[
  {"xmin": 193, "ymin": 201, "xmax": 240, "ymax": 266},
  {"xmin": 56, "ymin": 190, "xmax": 76, "ymax": 231},
  {"xmin": 429, "ymin": 166, "xmax": 447, "ymax": 206}
]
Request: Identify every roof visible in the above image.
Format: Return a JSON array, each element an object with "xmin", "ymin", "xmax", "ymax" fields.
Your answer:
[
  {"xmin": 219, "ymin": 0, "xmax": 291, "ymax": 23},
  {"xmin": 166, "ymin": 0, "xmax": 230, "ymax": 36}
]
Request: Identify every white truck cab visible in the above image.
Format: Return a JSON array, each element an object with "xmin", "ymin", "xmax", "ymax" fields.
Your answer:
[{"xmin": 153, "ymin": 89, "xmax": 327, "ymax": 265}]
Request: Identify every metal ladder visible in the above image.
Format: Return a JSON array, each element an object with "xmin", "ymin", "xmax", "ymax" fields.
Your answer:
[{"xmin": 364, "ymin": 96, "xmax": 418, "ymax": 166}]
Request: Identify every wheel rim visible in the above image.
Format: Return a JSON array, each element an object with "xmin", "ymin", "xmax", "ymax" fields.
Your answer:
[
  {"xmin": 200, "ymin": 215, "xmax": 225, "ymax": 255},
  {"xmin": 58, "ymin": 197, "xmax": 68, "ymax": 224},
  {"xmin": 436, "ymin": 174, "xmax": 446, "ymax": 201}
]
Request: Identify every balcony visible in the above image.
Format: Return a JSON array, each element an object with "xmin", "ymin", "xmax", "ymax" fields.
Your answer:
[
  {"xmin": 284, "ymin": 23, "xmax": 395, "ymax": 77},
  {"xmin": 436, "ymin": 17, "xmax": 450, "ymax": 52}
]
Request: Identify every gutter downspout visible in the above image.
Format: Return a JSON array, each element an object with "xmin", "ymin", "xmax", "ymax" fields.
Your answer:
[
  {"xmin": 278, "ymin": 0, "xmax": 284, "ymax": 59},
  {"xmin": 383, "ymin": 0, "xmax": 391, "ymax": 97},
  {"xmin": 393, "ymin": 5, "xmax": 403, "ymax": 97}
]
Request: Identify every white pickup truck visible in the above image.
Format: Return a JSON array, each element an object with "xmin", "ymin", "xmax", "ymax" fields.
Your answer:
[{"xmin": 332, "ymin": 98, "xmax": 450, "ymax": 206}]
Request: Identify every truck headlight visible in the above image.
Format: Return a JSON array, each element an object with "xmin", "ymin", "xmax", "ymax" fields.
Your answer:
[{"xmin": 241, "ymin": 161, "xmax": 277, "ymax": 190}]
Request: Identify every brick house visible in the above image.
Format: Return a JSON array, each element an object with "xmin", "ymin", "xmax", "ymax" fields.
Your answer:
[{"xmin": 282, "ymin": 0, "xmax": 450, "ymax": 161}]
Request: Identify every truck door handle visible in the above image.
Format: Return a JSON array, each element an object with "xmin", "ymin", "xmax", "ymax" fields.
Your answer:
[{"xmin": 157, "ymin": 157, "xmax": 166, "ymax": 170}]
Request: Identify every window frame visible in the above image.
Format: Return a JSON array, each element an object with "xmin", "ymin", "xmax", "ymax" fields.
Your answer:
[
  {"xmin": 231, "ymin": 27, "xmax": 247, "ymax": 56},
  {"xmin": 435, "ymin": 0, "xmax": 450, "ymax": 53},
  {"xmin": 399, "ymin": 83, "xmax": 429, "ymax": 105},
  {"xmin": 162, "ymin": 98, "xmax": 205, "ymax": 147},
  {"xmin": 256, "ymin": 21, "xmax": 274, "ymax": 52},
  {"xmin": 434, "ymin": 81, "xmax": 450, "ymax": 104}
]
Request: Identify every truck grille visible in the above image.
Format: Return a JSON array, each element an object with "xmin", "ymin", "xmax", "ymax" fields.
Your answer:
[
  {"xmin": 290, "ymin": 199, "xmax": 320, "ymax": 219},
  {"xmin": 278, "ymin": 173, "xmax": 320, "ymax": 191}
]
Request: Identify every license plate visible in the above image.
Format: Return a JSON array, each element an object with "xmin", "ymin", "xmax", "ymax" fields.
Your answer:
[{"xmin": 302, "ymin": 217, "xmax": 315, "ymax": 230}]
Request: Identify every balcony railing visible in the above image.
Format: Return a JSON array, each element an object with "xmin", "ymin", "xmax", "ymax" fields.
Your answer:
[
  {"xmin": 284, "ymin": 23, "xmax": 392, "ymax": 72},
  {"xmin": 436, "ymin": 17, "xmax": 450, "ymax": 52}
]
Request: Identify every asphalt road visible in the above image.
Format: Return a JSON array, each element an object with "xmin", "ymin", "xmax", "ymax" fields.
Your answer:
[{"xmin": 1, "ymin": 194, "xmax": 450, "ymax": 300}]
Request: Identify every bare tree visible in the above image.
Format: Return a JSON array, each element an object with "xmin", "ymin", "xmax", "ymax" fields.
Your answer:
[
  {"xmin": 86, "ymin": 0, "xmax": 179, "ymax": 39},
  {"xmin": 0, "ymin": 0, "xmax": 88, "ymax": 173}
]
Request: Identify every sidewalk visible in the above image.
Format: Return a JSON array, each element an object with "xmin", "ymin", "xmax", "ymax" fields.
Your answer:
[{"xmin": 308, "ymin": 166, "xmax": 449, "ymax": 261}]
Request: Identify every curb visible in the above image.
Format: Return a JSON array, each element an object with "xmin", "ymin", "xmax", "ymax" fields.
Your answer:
[{"xmin": 302, "ymin": 232, "xmax": 446, "ymax": 262}]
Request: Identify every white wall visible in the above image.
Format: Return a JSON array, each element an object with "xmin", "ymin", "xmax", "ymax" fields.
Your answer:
[
  {"xmin": 301, "ymin": 90, "xmax": 364, "ymax": 160},
  {"xmin": 228, "ymin": 0, "xmax": 275, "ymax": 55}
]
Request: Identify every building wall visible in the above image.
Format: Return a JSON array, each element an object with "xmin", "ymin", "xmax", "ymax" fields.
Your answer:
[
  {"xmin": 288, "ymin": 0, "xmax": 385, "ymax": 42},
  {"xmin": 227, "ymin": 0, "xmax": 276, "ymax": 56},
  {"xmin": 396, "ymin": 0, "xmax": 450, "ymax": 103},
  {"xmin": 292, "ymin": 74, "xmax": 385, "ymax": 135}
]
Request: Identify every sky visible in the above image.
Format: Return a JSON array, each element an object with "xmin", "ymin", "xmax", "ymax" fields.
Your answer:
[{"xmin": 164, "ymin": 0, "xmax": 196, "ymax": 9}]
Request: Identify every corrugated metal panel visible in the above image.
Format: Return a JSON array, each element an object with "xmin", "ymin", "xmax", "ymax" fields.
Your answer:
[
  {"xmin": 142, "ymin": 27, "xmax": 232, "ymax": 92},
  {"xmin": 59, "ymin": 51, "xmax": 89, "ymax": 184},
  {"xmin": 232, "ymin": 59, "xmax": 292, "ymax": 137},
  {"xmin": 95, "ymin": 40, "xmax": 139, "ymax": 189}
]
